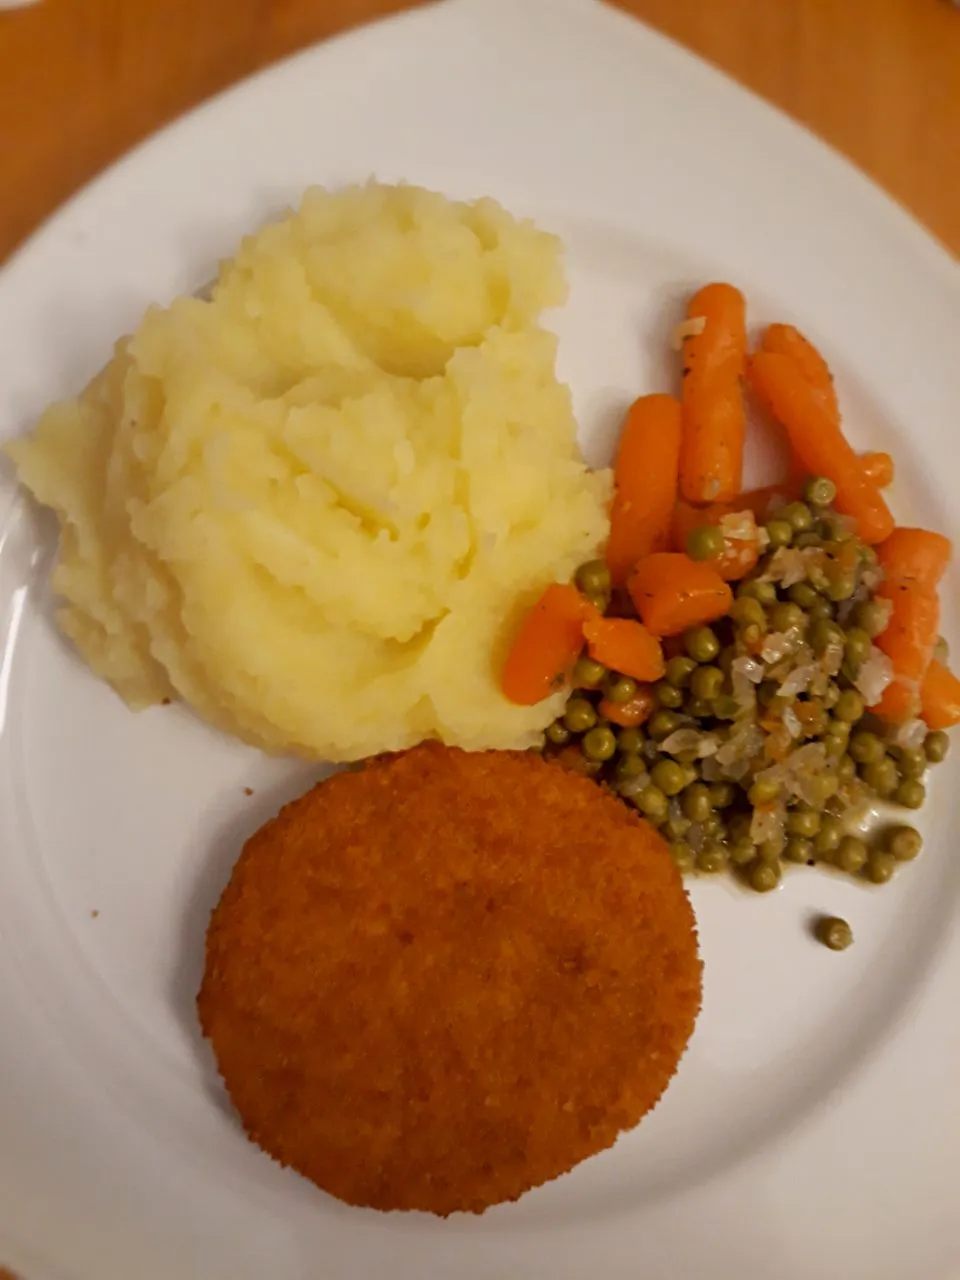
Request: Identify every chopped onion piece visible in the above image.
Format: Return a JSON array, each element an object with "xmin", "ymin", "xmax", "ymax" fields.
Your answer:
[
  {"xmin": 660, "ymin": 728, "xmax": 703, "ymax": 756},
  {"xmin": 750, "ymin": 803, "xmax": 785, "ymax": 846},
  {"xmin": 854, "ymin": 646, "xmax": 894, "ymax": 706},
  {"xmin": 720, "ymin": 511, "xmax": 755, "ymax": 543},
  {"xmin": 671, "ymin": 315, "xmax": 707, "ymax": 350},
  {"xmin": 782, "ymin": 704, "xmax": 802, "ymax": 738},
  {"xmin": 892, "ymin": 718, "xmax": 927, "ymax": 751}
]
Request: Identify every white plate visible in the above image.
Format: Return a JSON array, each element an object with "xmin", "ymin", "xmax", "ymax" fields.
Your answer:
[{"xmin": 1, "ymin": 1, "xmax": 959, "ymax": 1276}]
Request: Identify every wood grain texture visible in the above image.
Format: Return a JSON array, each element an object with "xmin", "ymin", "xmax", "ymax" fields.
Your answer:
[{"xmin": 0, "ymin": 0, "xmax": 958, "ymax": 264}]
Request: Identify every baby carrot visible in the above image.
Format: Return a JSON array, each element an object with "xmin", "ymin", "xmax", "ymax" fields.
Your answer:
[
  {"xmin": 877, "ymin": 528, "xmax": 951, "ymax": 592},
  {"xmin": 920, "ymin": 659, "xmax": 960, "ymax": 730},
  {"xmin": 679, "ymin": 283, "xmax": 747, "ymax": 504},
  {"xmin": 606, "ymin": 394, "xmax": 683, "ymax": 587},
  {"xmin": 672, "ymin": 501, "xmax": 760, "ymax": 582},
  {"xmin": 760, "ymin": 323, "xmax": 839, "ymax": 424},
  {"xmin": 599, "ymin": 688, "xmax": 656, "ymax": 727},
  {"xmin": 501, "ymin": 583, "xmax": 590, "ymax": 705},
  {"xmin": 748, "ymin": 352, "xmax": 894, "ymax": 545},
  {"xmin": 582, "ymin": 617, "xmax": 665, "ymax": 683},
  {"xmin": 861, "ymin": 451, "xmax": 894, "ymax": 489},
  {"xmin": 872, "ymin": 584, "xmax": 939, "ymax": 722},
  {"xmin": 627, "ymin": 552, "xmax": 733, "ymax": 637}
]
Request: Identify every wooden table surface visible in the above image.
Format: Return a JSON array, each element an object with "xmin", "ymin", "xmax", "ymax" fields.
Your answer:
[
  {"xmin": 1, "ymin": 0, "xmax": 959, "ymax": 266},
  {"xmin": 0, "ymin": 1, "xmax": 957, "ymax": 1276}
]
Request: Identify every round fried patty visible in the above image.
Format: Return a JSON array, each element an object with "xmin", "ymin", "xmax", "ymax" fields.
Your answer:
[{"xmin": 198, "ymin": 744, "xmax": 702, "ymax": 1215}]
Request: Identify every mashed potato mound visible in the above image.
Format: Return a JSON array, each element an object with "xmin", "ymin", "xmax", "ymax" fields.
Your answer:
[{"xmin": 8, "ymin": 183, "xmax": 610, "ymax": 760}]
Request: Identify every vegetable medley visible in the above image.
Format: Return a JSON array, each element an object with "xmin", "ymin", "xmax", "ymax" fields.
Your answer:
[{"xmin": 501, "ymin": 282, "xmax": 959, "ymax": 931}]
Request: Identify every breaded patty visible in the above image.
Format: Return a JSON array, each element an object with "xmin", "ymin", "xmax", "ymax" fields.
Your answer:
[{"xmin": 198, "ymin": 744, "xmax": 702, "ymax": 1215}]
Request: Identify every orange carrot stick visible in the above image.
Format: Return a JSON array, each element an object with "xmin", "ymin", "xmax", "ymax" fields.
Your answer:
[
  {"xmin": 582, "ymin": 616, "xmax": 665, "ymax": 683},
  {"xmin": 605, "ymin": 394, "xmax": 683, "ymax": 587},
  {"xmin": 872, "ymin": 585, "xmax": 939, "ymax": 721},
  {"xmin": 920, "ymin": 659, "xmax": 960, "ymax": 730},
  {"xmin": 501, "ymin": 583, "xmax": 591, "ymax": 705},
  {"xmin": 672, "ymin": 501, "xmax": 760, "ymax": 582},
  {"xmin": 877, "ymin": 528, "xmax": 951, "ymax": 592},
  {"xmin": 861, "ymin": 451, "xmax": 894, "ymax": 489},
  {"xmin": 748, "ymin": 351, "xmax": 893, "ymax": 544},
  {"xmin": 627, "ymin": 552, "xmax": 733, "ymax": 637},
  {"xmin": 760, "ymin": 323, "xmax": 839, "ymax": 423},
  {"xmin": 679, "ymin": 283, "xmax": 747, "ymax": 504},
  {"xmin": 599, "ymin": 688, "xmax": 656, "ymax": 727}
]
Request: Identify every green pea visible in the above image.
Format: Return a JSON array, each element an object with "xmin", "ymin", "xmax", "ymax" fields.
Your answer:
[
  {"xmin": 582, "ymin": 725, "xmax": 617, "ymax": 762},
  {"xmin": 617, "ymin": 727, "xmax": 645, "ymax": 755},
  {"xmin": 807, "ymin": 772, "xmax": 840, "ymax": 806},
  {"xmin": 788, "ymin": 582, "xmax": 819, "ymax": 609},
  {"xmin": 701, "ymin": 813, "xmax": 725, "ymax": 839},
  {"xmin": 616, "ymin": 753, "xmax": 646, "ymax": 781},
  {"xmin": 852, "ymin": 599, "xmax": 891, "ymax": 639},
  {"xmin": 584, "ymin": 591, "xmax": 610, "ymax": 615},
  {"xmin": 933, "ymin": 636, "xmax": 949, "ymax": 664},
  {"xmin": 794, "ymin": 531, "xmax": 821, "ymax": 549},
  {"xmin": 825, "ymin": 571, "xmax": 857, "ymax": 602},
  {"xmin": 685, "ymin": 696, "xmax": 715, "ymax": 719},
  {"xmin": 685, "ymin": 626, "xmax": 720, "ymax": 663},
  {"xmin": 604, "ymin": 675, "xmax": 638, "ymax": 705},
  {"xmin": 573, "ymin": 655, "xmax": 606, "ymax": 688},
  {"xmin": 804, "ymin": 476, "xmax": 837, "ymax": 508},
  {"xmin": 771, "ymin": 602, "xmax": 805, "ymax": 633},
  {"xmin": 690, "ymin": 665, "xmax": 724, "ymax": 701},
  {"xmin": 861, "ymin": 757, "xmax": 899, "ymax": 798},
  {"xmin": 654, "ymin": 681, "xmax": 684, "ymax": 709},
  {"xmin": 924, "ymin": 730, "xmax": 950, "ymax": 764},
  {"xmin": 815, "ymin": 816, "xmax": 844, "ymax": 858},
  {"xmin": 651, "ymin": 759, "xmax": 687, "ymax": 797},
  {"xmin": 665, "ymin": 655, "xmax": 698, "ymax": 688},
  {"xmin": 681, "ymin": 783, "xmax": 713, "ymax": 823},
  {"xmin": 563, "ymin": 698, "xmax": 597, "ymax": 734},
  {"xmin": 759, "ymin": 832, "xmax": 786, "ymax": 861},
  {"xmin": 781, "ymin": 501, "xmax": 813, "ymax": 532},
  {"xmin": 729, "ymin": 837, "xmax": 757, "ymax": 865},
  {"xmin": 837, "ymin": 753, "xmax": 857, "ymax": 784},
  {"xmin": 715, "ymin": 694, "xmax": 743, "ymax": 720},
  {"xmin": 822, "ymin": 731, "xmax": 848, "ymax": 761},
  {"xmin": 664, "ymin": 813, "xmax": 691, "ymax": 841},
  {"xmin": 749, "ymin": 860, "xmax": 781, "ymax": 893},
  {"xmin": 765, "ymin": 519, "xmax": 794, "ymax": 550},
  {"xmin": 749, "ymin": 776, "xmax": 781, "ymax": 806},
  {"xmin": 696, "ymin": 843, "xmax": 727, "ymax": 874},
  {"xmin": 836, "ymin": 835, "xmax": 868, "ymax": 875},
  {"xmin": 808, "ymin": 597, "xmax": 836, "ymax": 622},
  {"xmin": 897, "ymin": 749, "xmax": 926, "ymax": 781},
  {"xmin": 833, "ymin": 689, "xmax": 864, "ymax": 723},
  {"xmin": 866, "ymin": 850, "xmax": 897, "ymax": 885},
  {"xmin": 786, "ymin": 808, "xmax": 820, "ymax": 838},
  {"xmin": 889, "ymin": 826, "xmax": 922, "ymax": 861},
  {"xmin": 849, "ymin": 730, "xmax": 885, "ymax": 765},
  {"xmin": 894, "ymin": 779, "xmax": 925, "ymax": 810},
  {"xmin": 816, "ymin": 916, "xmax": 853, "ymax": 951},
  {"xmin": 811, "ymin": 618, "xmax": 845, "ymax": 657},
  {"xmin": 575, "ymin": 559, "xmax": 612, "ymax": 597},
  {"xmin": 727, "ymin": 812, "xmax": 753, "ymax": 842},
  {"xmin": 729, "ymin": 597, "xmax": 765, "ymax": 630},
  {"xmin": 708, "ymin": 782, "xmax": 736, "ymax": 809},
  {"xmin": 737, "ymin": 579, "xmax": 778, "ymax": 606},
  {"xmin": 859, "ymin": 544, "xmax": 879, "ymax": 567},
  {"xmin": 648, "ymin": 709, "xmax": 682, "ymax": 740},
  {"xmin": 737, "ymin": 622, "xmax": 764, "ymax": 649},
  {"xmin": 545, "ymin": 720, "xmax": 571, "ymax": 747},
  {"xmin": 844, "ymin": 627, "xmax": 873, "ymax": 668},
  {"xmin": 637, "ymin": 785, "xmax": 669, "ymax": 822},
  {"xmin": 687, "ymin": 525, "xmax": 725, "ymax": 562},
  {"xmin": 784, "ymin": 837, "xmax": 814, "ymax": 864},
  {"xmin": 670, "ymin": 842, "xmax": 695, "ymax": 875},
  {"xmin": 818, "ymin": 514, "xmax": 853, "ymax": 543}
]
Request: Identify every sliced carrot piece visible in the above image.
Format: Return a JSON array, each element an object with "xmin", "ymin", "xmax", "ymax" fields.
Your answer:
[
  {"xmin": 920, "ymin": 659, "xmax": 960, "ymax": 730},
  {"xmin": 672, "ymin": 501, "xmax": 760, "ymax": 582},
  {"xmin": 582, "ymin": 616, "xmax": 665, "ymax": 683},
  {"xmin": 599, "ymin": 688, "xmax": 656, "ymax": 727},
  {"xmin": 605, "ymin": 394, "xmax": 683, "ymax": 587},
  {"xmin": 877, "ymin": 527, "xmax": 951, "ymax": 592},
  {"xmin": 748, "ymin": 351, "xmax": 893, "ymax": 545},
  {"xmin": 873, "ymin": 584, "xmax": 939, "ymax": 721},
  {"xmin": 627, "ymin": 552, "xmax": 733, "ymax": 637},
  {"xmin": 760, "ymin": 323, "xmax": 839, "ymax": 423},
  {"xmin": 501, "ymin": 583, "xmax": 591, "ymax": 706},
  {"xmin": 861, "ymin": 450, "xmax": 894, "ymax": 489},
  {"xmin": 679, "ymin": 283, "xmax": 747, "ymax": 504}
]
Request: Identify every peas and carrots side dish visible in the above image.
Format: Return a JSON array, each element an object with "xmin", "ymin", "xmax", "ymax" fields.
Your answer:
[{"xmin": 502, "ymin": 284, "xmax": 957, "ymax": 939}]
